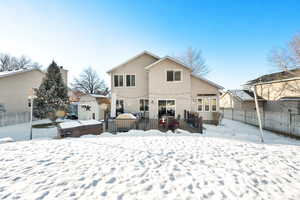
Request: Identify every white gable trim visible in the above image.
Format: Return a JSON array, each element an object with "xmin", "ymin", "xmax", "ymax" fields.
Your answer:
[
  {"xmin": 106, "ymin": 51, "xmax": 160, "ymax": 74},
  {"xmin": 191, "ymin": 74, "xmax": 224, "ymax": 90},
  {"xmin": 144, "ymin": 56, "xmax": 192, "ymax": 71}
]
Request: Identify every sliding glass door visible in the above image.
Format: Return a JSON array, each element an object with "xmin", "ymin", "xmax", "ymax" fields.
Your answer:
[{"xmin": 158, "ymin": 100, "xmax": 175, "ymax": 118}]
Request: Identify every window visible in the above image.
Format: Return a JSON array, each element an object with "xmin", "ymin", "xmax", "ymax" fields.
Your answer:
[
  {"xmin": 204, "ymin": 98, "xmax": 210, "ymax": 112},
  {"xmin": 114, "ymin": 75, "xmax": 123, "ymax": 87},
  {"xmin": 197, "ymin": 99, "xmax": 203, "ymax": 111},
  {"xmin": 166, "ymin": 70, "xmax": 181, "ymax": 82},
  {"xmin": 197, "ymin": 97, "xmax": 217, "ymax": 112},
  {"xmin": 116, "ymin": 99, "xmax": 124, "ymax": 115},
  {"xmin": 0, "ymin": 104, "xmax": 5, "ymax": 113},
  {"xmin": 158, "ymin": 100, "xmax": 175, "ymax": 118},
  {"xmin": 140, "ymin": 99, "xmax": 149, "ymax": 112},
  {"xmin": 211, "ymin": 98, "xmax": 217, "ymax": 111},
  {"xmin": 126, "ymin": 75, "xmax": 135, "ymax": 87}
]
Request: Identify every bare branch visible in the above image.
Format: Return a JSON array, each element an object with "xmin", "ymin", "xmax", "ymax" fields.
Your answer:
[
  {"xmin": 72, "ymin": 67, "xmax": 109, "ymax": 95},
  {"xmin": 177, "ymin": 47, "xmax": 210, "ymax": 76}
]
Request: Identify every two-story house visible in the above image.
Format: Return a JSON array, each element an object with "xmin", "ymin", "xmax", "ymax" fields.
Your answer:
[{"xmin": 107, "ymin": 51, "xmax": 223, "ymax": 122}]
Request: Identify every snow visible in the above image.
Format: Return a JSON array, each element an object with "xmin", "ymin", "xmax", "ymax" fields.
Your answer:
[
  {"xmin": 229, "ymin": 89, "xmax": 254, "ymax": 101},
  {"xmin": 0, "ymin": 137, "xmax": 14, "ymax": 144},
  {"xmin": 0, "ymin": 130, "xmax": 300, "ymax": 199},
  {"xmin": 205, "ymin": 119, "xmax": 300, "ymax": 146},
  {"xmin": 89, "ymin": 94, "xmax": 108, "ymax": 98},
  {"xmin": 0, "ymin": 121, "xmax": 57, "ymax": 141},
  {"xmin": 0, "ymin": 68, "xmax": 40, "ymax": 78},
  {"xmin": 116, "ymin": 113, "xmax": 137, "ymax": 119},
  {"xmin": 59, "ymin": 120, "xmax": 102, "ymax": 129}
]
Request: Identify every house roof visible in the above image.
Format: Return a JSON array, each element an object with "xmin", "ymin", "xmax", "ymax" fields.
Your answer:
[
  {"xmin": 191, "ymin": 74, "xmax": 224, "ymax": 89},
  {"xmin": 0, "ymin": 68, "xmax": 44, "ymax": 78},
  {"xmin": 279, "ymin": 96, "xmax": 300, "ymax": 101},
  {"xmin": 106, "ymin": 51, "xmax": 160, "ymax": 74},
  {"xmin": 225, "ymin": 89, "xmax": 264, "ymax": 101},
  {"xmin": 145, "ymin": 56, "xmax": 223, "ymax": 89},
  {"xmin": 246, "ymin": 68, "xmax": 300, "ymax": 85},
  {"xmin": 144, "ymin": 56, "xmax": 192, "ymax": 71}
]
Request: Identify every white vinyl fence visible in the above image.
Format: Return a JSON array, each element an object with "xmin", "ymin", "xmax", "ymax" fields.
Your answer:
[
  {"xmin": 0, "ymin": 112, "xmax": 31, "ymax": 127},
  {"xmin": 221, "ymin": 108, "xmax": 300, "ymax": 138}
]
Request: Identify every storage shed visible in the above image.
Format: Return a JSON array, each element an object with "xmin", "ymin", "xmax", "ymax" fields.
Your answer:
[{"xmin": 78, "ymin": 94, "xmax": 110, "ymax": 121}]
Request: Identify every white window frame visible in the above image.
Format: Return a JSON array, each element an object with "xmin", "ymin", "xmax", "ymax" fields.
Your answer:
[
  {"xmin": 116, "ymin": 99, "xmax": 124, "ymax": 113},
  {"xmin": 197, "ymin": 98, "xmax": 203, "ymax": 112},
  {"xmin": 139, "ymin": 99, "xmax": 149, "ymax": 112},
  {"xmin": 114, "ymin": 75, "xmax": 124, "ymax": 87},
  {"xmin": 157, "ymin": 99, "xmax": 176, "ymax": 117},
  {"xmin": 197, "ymin": 96, "xmax": 218, "ymax": 112},
  {"xmin": 211, "ymin": 98, "xmax": 217, "ymax": 112},
  {"xmin": 125, "ymin": 74, "xmax": 136, "ymax": 87},
  {"xmin": 166, "ymin": 69, "xmax": 182, "ymax": 82}
]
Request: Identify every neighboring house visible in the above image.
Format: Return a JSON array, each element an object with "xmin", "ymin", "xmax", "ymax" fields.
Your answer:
[
  {"xmin": 68, "ymin": 89, "xmax": 85, "ymax": 116},
  {"xmin": 245, "ymin": 68, "xmax": 300, "ymax": 113},
  {"xmin": 78, "ymin": 94, "xmax": 110, "ymax": 121},
  {"xmin": 245, "ymin": 68, "xmax": 300, "ymax": 101},
  {"xmin": 0, "ymin": 67, "xmax": 68, "ymax": 113},
  {"xmin": 107, "ymin": 51, "xmax": 223, "ymax": 122},
  {"xmin": 220, "ymin": 89, "xmax": 264, "ymax": 110}
]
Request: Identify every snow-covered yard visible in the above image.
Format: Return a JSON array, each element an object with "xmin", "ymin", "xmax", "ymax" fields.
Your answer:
[{"xmin": 0, "ymin": 119, "xmax": 300, "ymax": 199}]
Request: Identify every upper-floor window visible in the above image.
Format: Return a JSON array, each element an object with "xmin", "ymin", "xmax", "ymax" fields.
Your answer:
[
  {"xmin": 126, "ymin": 75, "xmax": 135, "ymax": 87},
  {"xmin": 167, "ymin": 70, "xmax": 181, "ymax": 82},
  {"xmin": 114, "ymin": 75, "xmax": 123, "ymax": 87}
]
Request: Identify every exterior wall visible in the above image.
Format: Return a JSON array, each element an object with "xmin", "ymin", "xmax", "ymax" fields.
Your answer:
[
  {"xmin": 0, "ymin": 70, "xmax": 45, "ymax": 113},
  {"xmin": 255, "ymin": 79, "xmax": 300, "ymax": 101},
  {"xmin": 148, "ymin": 59, "xmax": 192, "ymax": 119},
  {"xmin": 264, "ymin": 101, "xmax": 300, "ymax": 114},
  {"xmin": 241, "ymin": 101, "xmax": 264, "ymax": 111},
  {"xmin": 78, "ymin": 96, "xmax": 101, "ymax": 120},
  {"xmin": 0, "ymin": 69, "xmax": 68, "ymax": 113},
  {"xmin": 190, "ymin": 76, "xmax": 220, "ymax": 120},
  {"xmin": 220, "ymin": 93, "xmax": 233, "ymax": 109},
  {"xmin": 110, "ymin": 54, "xmax": 158, "ymax": 113},
  {"xmin": 59, "ymin": 68, "xmax": 68, "ymax": 86}
]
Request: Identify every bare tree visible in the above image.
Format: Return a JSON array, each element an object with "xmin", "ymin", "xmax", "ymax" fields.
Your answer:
[
  {"xmin": 268, "ymin": 33, "xmax": 300, "ymax": 71},
  {"xmin": 177, "ymin": 47, "xmax": 210, "ymax": 76},
  {"xmin": 72, "ymin": 67, "xmax": 109, "ymax": 95},
  {"xmin": 0, "ymin": 53, "xmax": 41, "ymax": 72}
]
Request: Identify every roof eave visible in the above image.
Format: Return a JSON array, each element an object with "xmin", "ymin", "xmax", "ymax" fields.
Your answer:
[{"xmin": 106, "ymin": 51, "xmax": 160, "ymax": 74}]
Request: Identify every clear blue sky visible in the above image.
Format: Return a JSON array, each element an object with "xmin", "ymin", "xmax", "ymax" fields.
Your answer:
[{"xmin": 1, "ymin": 0, "xmax": 300, "ymax": 89}]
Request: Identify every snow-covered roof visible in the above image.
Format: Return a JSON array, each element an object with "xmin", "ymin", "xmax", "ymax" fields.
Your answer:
[
  {"xmin": 0, "ymin": 68, "xmax": 44, "ymax": 78},
  {"xmin": 89, "ymin": 94, "xmax": 109, "ymax": 98},
  {"xmin": 59, "ymin": 120, "xmax": 102, "ymax": 129}
]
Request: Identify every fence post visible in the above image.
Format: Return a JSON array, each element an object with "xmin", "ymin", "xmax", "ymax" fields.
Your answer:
[
  {"xmin": 231, "ymin": 108, "xmax": 234, "ymax": 120},
  {"xmin": 244, "ymin": 110, "xmax": 246, "ymax": 123},
  {"xmin": 199, "ymin": 117, "xmax": 203, "ymax": 134}
]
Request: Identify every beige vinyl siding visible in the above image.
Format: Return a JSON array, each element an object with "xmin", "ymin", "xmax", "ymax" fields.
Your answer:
[
  {"xmin": 110, "ymin": 54, "xmax": 158, "ymax": 113},
  {"xmin": 190, "ymin": 76, "xmax": 220, "ymax": 120},
  {"xmin": 148, "ymin": 59, "xmax": 192, "ymax": 119},
  {"xmin": 0, "ymin": 70, "xmax": 45, "ymax": 113}
]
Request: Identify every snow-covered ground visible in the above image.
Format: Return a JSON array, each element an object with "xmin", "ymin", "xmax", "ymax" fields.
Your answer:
[
  {"xmin": 1, "ymin": 120, "xmax": 300, "ymax": 199},
  {"xmin": 0, "ymin": 119, "xmax": 63, "ymax": 141},
  {"xmin": 205, "ymin": 119, "xmax": 300, "ymax": 146}
]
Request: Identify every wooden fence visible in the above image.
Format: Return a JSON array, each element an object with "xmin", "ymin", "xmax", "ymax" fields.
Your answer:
[
  {"xmin": 221, "ymin": 108, "xmax": 300, "ymax": 138},
  {"xmin": 105, "ymin": 117, "xmax": 203, "ymax": 134},
  {"xmin": 0, "ymin": 112, "xmax": 31, "ymax": 127}
]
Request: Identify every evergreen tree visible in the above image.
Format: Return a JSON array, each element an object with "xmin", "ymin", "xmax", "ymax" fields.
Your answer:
[{"xmin": 34, "ymin": 61, "xmax": 69, "ymax": 122}]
